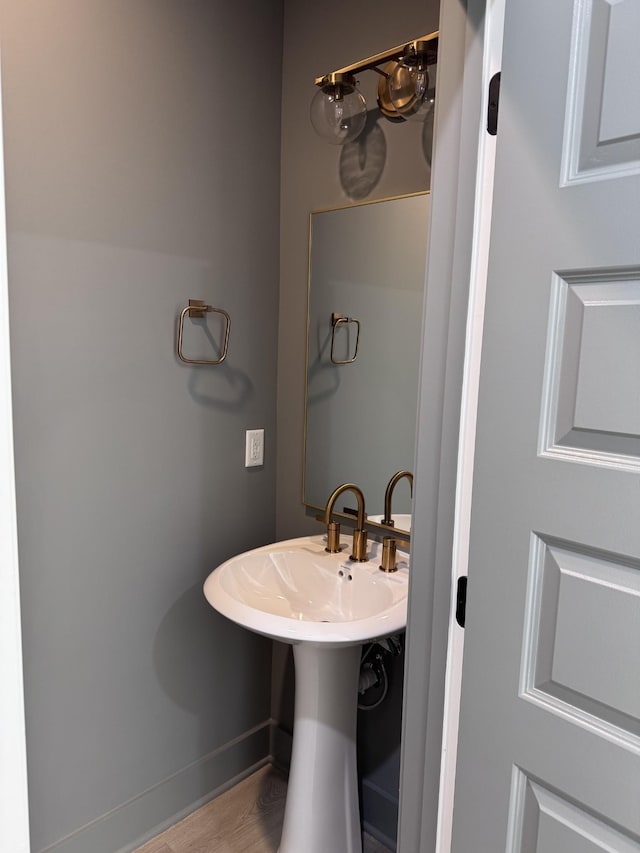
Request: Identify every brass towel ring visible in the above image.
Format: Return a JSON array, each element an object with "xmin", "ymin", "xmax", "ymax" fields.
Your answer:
[{"xmin": 177, "ymin": 299, "xmax": 231, "ymax": 365}]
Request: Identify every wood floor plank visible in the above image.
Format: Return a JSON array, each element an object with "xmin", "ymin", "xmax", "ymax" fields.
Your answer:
[
  {"xmin": 169, "ymin": 767, "xmax": 283, "ymax": 851},
  {"xmin": 133, "ymin": 840, "xmax": 173, "ymax": 853},
  {"xmin": 134, "ymin": 765, "xmax": 392, "ymax": 853}
]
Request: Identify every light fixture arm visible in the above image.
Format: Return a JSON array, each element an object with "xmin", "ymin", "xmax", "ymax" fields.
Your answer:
[
  {"xmin": 401, "ymin": 40, "xmax": 433, "ymax": 70},
  {"xmin": 317, "ymin": 71, "xmax": 357, "ymax": 89}
]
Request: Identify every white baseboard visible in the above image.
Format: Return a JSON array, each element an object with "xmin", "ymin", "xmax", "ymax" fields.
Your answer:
[{"xmin": 39, "ymin": 721, "xmax": 271, "ymax": 853}]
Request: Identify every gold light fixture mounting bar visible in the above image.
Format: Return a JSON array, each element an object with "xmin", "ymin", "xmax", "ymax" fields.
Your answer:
[{"xmin": 314, "ymin": 30, "xmax": 438, "ymax": 86}]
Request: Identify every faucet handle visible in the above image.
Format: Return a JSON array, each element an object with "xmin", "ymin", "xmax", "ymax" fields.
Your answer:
[
  {"xmin": 326, "ymin": 522, "xmax": 342, "ymax": 553},
  {"xmin": 379, "ymin": 536, "xmax": 411, "ymax": 573},
  {"xmin": 315, "ymin": 513, "xmax": 343, "ymax": 553},
  {"xmin": 351, "ymin": 528, "xmax": 368, "ymax": 562}
]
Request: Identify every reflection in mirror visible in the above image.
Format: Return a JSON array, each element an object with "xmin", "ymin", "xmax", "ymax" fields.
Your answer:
[{"xmin": 303, "ymin": 193, "xmax": 429, "ymax": 533}]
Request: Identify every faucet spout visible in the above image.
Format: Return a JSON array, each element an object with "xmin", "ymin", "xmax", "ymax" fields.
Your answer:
[
  {"xmin": 382, "ymin": 470, "xmax": 413, "ymax": 527},
  {"xmin": 322, "ymin": 483, "xmax": 368, "ymax": 561}
]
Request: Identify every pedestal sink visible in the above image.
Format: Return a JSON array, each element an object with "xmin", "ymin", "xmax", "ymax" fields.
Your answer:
[{"xmin": 203, "ymin": 534, "xmax": 409, "ymax": 853}]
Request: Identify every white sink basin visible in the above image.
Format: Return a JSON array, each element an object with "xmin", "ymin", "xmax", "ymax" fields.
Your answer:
[{"xmin": 203, "ymin": 534, "xmax": 408, "ymax": 647}]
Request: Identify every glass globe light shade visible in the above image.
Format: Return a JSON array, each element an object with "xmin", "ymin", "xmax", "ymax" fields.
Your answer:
[
  {"xmin": 310, "ymin": 78, "xmax": 367, "ymax": 145},
  {"xmin": 388, "ymin": 56, "xmax": 433, "ymax": 122}
]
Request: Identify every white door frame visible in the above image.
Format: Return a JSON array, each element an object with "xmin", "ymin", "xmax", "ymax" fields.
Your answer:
[
  {"xmin": 435, "ymin": 0, "xmax": 505, "ymax": 848},
  {"xmin": 0, "ymin": 58, "xmax": 31, "ymax": 853},
  {"xmin": 398, "ymin": 0, "xmax": 506, "ymax": 849}
]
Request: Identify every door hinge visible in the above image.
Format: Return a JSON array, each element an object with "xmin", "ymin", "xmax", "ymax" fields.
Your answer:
[
  {"xmin": 487, "ymin": 72, "xmax": 501, "ymax": 136},
  {"xmin": 455, "ymin": 576, "xmax": 468, "ymax": 628}
]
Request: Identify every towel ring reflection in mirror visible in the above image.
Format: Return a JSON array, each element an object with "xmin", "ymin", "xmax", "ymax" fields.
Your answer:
[{"xmin": 330, "ymin": 312, "xmax": 360, "ymax": 365}]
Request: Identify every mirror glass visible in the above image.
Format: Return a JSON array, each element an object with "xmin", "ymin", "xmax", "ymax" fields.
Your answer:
[{"xmin": 303, "ymin": 192, "xmax": 430, "ymax": 533}]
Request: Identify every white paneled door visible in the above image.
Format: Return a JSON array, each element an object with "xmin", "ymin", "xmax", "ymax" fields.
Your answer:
[{"xmin": 451, "ymin": 0, "xmax": 640, "ymax": 850}]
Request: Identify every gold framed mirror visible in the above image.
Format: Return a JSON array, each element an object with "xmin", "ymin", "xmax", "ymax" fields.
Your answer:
[{"xmin": 302, "ymin": 191, "xmax": 430, "ymax": 534}]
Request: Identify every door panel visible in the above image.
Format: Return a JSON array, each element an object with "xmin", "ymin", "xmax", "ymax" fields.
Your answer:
[
  {"xmin": 540, "ymin": 271, "xmax": 640, "ymax": 464},
  {"xmin": 450, "ymin": 0, "xmax": 640, "ymax": 849},
  {"xmin": 562, "ymin": 0, "xmax": 640, "ymax": 182},
  {"xmin": 508, "ymin": 771, "xmax": 640, "ymax": 853},
  {"xmin": 522, "ymin": 536, "xmax": 640, "ymax": 745}
]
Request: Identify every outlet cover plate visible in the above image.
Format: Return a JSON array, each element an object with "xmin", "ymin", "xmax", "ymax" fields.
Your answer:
[{"xmin": 245, "ymin": 429, "xmax": 264, "ymax": 467}]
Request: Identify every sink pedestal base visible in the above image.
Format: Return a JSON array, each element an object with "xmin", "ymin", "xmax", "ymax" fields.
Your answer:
[{"xmin": 278, "ymin": 643, "xmax": 363, "ymax": 853}]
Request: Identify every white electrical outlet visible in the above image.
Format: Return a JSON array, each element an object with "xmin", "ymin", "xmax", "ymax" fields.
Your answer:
[{"xmin": 245, "ymin": 429, "xmax": 264, "ymax": 467}]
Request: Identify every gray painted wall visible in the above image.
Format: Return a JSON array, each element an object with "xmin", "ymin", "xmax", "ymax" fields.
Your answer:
[
  {"xmin": 276, "ymin": 0, "xmax": 439, "ymax": 845},
  {"xmin": 2, "ymin": 2, "xmax": 283, "ymax": 851}
]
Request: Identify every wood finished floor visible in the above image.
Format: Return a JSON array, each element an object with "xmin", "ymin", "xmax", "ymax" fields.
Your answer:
[{"xmin": 134, "ymin": 765, "xmax": 392, "ymax": 853}]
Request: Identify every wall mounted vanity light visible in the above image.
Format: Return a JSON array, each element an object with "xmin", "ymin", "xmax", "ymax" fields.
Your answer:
[{"xmin": 311, "ymin": 31, "xmax": 438, "ymax": 145}]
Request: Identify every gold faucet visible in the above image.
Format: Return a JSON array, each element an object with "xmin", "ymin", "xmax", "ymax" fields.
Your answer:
[
  {"xmin": 321, "ymin": 483, "xmax": 368, "ymax": 561},
  {"xmin": 382, "ymin": 470, "xmax": 413, "ymax": 527}
]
